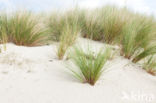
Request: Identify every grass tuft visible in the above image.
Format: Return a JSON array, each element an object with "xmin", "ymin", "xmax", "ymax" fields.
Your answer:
[
  {"xmin": 0, "ymin": 13, "xmax": 8, "ymax": 44},
  {"xmin": 8, "ymin": 11, "xmax": 48, "ymax": 46},
  {"xmin": 143, "ymin": 56, "xmax": 156, "ymax": 76},
  {"xmin": 82, "ymin": 6, "xmax": 127, "ymax": 44},
  {"xmin": 47, "ymin": 8, "xmax": 84, "ymax": 42},
  {"xmin": 57, "ymin": 17, "xmax": 80, "ymax": 59},
  {"xmin": 120, "ymin": 16, "xmax": 156, "ymax": 62},
  {"xmin": 68, "ymin": 46, "xmax": 111, "ymax": 85}
]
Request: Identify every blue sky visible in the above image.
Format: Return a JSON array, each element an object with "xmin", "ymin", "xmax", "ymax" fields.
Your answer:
[{"xmin": 0, "ymin": 0, "xmax": 155, "ymax": 16}]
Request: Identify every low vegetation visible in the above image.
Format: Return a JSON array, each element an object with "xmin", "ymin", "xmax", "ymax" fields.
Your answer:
[
  {"xmin": 120, "ymin": 16, "xmax": 156, "ymax": 62},
  {"xmin": 57, "ymin": 14, "xmax": 80, "ymax": 59},
  {"xmin": 68, "ymin": 46, "xmax": 111, "ymax": 85},
  {"xmin": 47, "ymin": 8, "xmax": 84, "ymax": 42},
  {"xmin": 0, "ymin": 11, "xmax": 48, "ymax": 46},
  {"xmin": 47, "ymin": 5, "xmax": 156, "ymax": 77},
  {"xmin": 81, "ymin": 6, "xmax": 128, "ymax": 44},
  {"xmin": 0, "ymin": 5, "xmax": 155, "ymax": 81},
  {"xmin": 9, "ymin": 11, "xmax": 48, "ymax": 46},
  {"xmin": 143, "ymin": 56, "xmax": 156, "ymax": 75},
  {"xmin": 47, "ymin": 12, "xmax": 65, "ymax": 42},
  {"xmin": 0, "ymin": 13, "xmax": 8, "ymax": 44}
]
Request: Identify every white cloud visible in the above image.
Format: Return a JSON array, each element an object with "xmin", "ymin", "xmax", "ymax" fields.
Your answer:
[
  {"xmin": 79, "ymin": 0, "xmax": 102, "ymax": 8},
  {"xmin": 78, "ymin": 0, "xmax": 126, "ymax": 8},
  {"xmin": 0, "ymin": 0, "xmax": 155, "ymax": 16},
  {"xmin": 0, "ymin": 0, "xmax": 15, "ymax": 10},
  {"xmin": 126, "ymin": 0, "xmax": 151, "ymax": 13},
  {"xmin": 78, "ymin": 0, "xmax": 155, "ymax": 15}
]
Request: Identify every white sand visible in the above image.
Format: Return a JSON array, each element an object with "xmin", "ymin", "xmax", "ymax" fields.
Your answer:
[{"xmin": 0, "ymin": 38, "xmax": 156, "ymax": 103}]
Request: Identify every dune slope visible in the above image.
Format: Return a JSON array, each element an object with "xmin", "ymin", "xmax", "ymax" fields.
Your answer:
[{"xmin": 0, "ymin": 38, "xmax": 156, "ymax": 103}]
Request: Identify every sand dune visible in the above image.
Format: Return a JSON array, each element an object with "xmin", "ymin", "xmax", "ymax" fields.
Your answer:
[{"xmin": 0, "ymin": 38, "xmax": 156, "ymax": 103}]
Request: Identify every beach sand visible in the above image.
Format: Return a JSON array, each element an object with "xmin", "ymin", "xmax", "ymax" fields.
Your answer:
[{"xmin": 0, "ymin": 38, "xmax": 156, "ymax": 103}]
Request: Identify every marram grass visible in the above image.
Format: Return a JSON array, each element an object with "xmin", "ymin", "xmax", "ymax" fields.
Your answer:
[
  {"xmin": 132, "ymin": 44, "xmax": 156, "ymax": 63},
  {"xmin": 81, "ymin": 12, "xmax": 103, "ymax": 41},
  {"xmin": 81, "ymin": 6, "xmax": 128, "ymax": 44},
  {"xmin": 143, "ymin": 56, "xmax": 156, "ymax": 76},
  {"xmin": 120, "ymin": 16, "xmax": 156, "ymax": 62},
  {"xmin": 68, "ymin": 46, "xmax": 111, "ymax": 85},
  {"xmin": 47, "ymin": 12, "xmax": 65, "ymax": 42},
  {"xmin": 8, "ymin": 11, "xmax": 48, "ymax": 46},
  {"xmin": 47, "ymin": 8, "xmax": 84, "ymax": 42},
  {"xmin": 57, "ymin": 19, "xmax": 80, "ymax": 60},
  {"xmin": 0, "ymin": 13, "xmax": 9, "ymax": 51},
  {"xmin": 0, "ymin": 13, "xmax": 8, "ymax": 44},
  {"xmin": 97, "ymin": 6, "xmax": 126, "ymax": 43}
]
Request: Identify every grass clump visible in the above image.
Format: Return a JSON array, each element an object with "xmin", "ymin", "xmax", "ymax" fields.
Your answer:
[
  {"xmin": 82, "ymin": 6, "xmax": 127, "ymax": 44},
  {"xmin": 57, "ymin": 18, "xmax": 80, "ymax": 60},
  {"xmin": 143, "ymin": 56, "xmax": 156, "ymax": 76},
  {"xmin": 47, "ymin": 9, "xmax": 84, "ymax": 42},
  {"xmin": 97, "ymin": 6, "xmax": 126, "ymax": 43},
  {"xmin": 120, "ymin": 16, "xmax": 156, "ymax": 62},
  {"xmin": 0, "ymin": 13, "xmax": 9, "ymax": 51},
  {"xmin": 82, "ymin": 13, "xmax": 103, "ymax": 41},
  {"xmin": 47, "ymin": 12, "xmax": 65, "ymax": 41},
  {"xmin": 0, "ymin": 14, "xmax": 8, "ymax": 44},
  {"xmin": 8, "ymin": 11, "xmax": 47, "ymax": 46},
  {"xmin": 68, "ymin": 46, "xmax": 111, "ymax": 85},
  {"xmin": 132, "ymin": 44, "xmax": 156, "ymax": 63}
]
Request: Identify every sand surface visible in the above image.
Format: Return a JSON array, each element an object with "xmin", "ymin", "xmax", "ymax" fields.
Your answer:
[{"xmin": 0, "ymin": 38, "xmax": 156, "ymax": 103}]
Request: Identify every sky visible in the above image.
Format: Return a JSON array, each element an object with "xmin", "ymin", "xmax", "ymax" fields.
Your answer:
[{"xmin": 0, "ymin": 0, "xmax": 155, "ymax": 16}]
